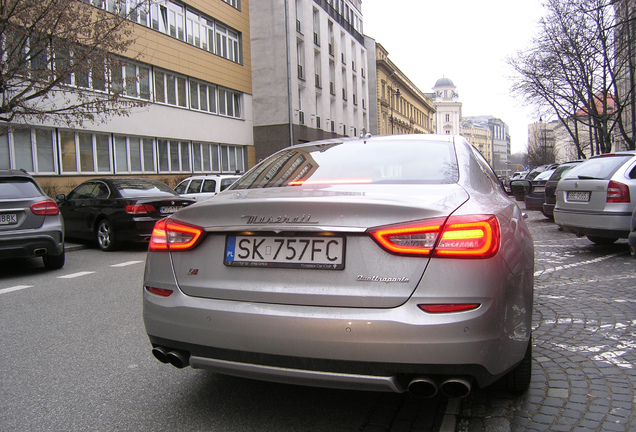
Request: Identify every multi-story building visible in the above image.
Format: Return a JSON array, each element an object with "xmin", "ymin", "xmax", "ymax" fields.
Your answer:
[
  {"xmin": 529, "ymin": 120, "xmax": 558, "ymax": 163},
  {"xmin": 365, "ymin": 41, "xmax": 434, "ymax": 136},
  {"xmin": 431, "ymin": 77, "xmax": 462, "ymax": 135},
  {"xmin": 461, "ymin": 120, "xmax": 492, "ymax": 164},
  {"xmin": 0, "ymin": 0, "xmax": 253, "ymax": 192},
  {"xmin": 614, "ymin": 0, "xmax": 635, "ymax": 151},
  {"xmin": 250, "ymin": 0, "xmax": 369, "ymax": 161},
  {"xmin": 463, "ymin": 116, "xmax": 511, "ymax": 176}
]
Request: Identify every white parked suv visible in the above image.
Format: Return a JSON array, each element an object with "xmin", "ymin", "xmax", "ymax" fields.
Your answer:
[{"xmin": 174, "ymin": 175, "xmax": 240, "ymax": 201}]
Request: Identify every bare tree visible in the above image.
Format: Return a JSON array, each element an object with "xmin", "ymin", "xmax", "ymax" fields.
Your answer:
[
  {"xmin": 0, "ymin": 0, "xmax": 148, "ymax": 127},
  {"xmin": 508, "ymin": 0, "xmax": 635, "ymax": 157}
]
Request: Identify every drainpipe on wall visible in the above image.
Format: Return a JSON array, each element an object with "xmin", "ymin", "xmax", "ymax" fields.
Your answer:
[{"xmin": 284, "ymin": 0, "xmax": 294, "ymax": 147}]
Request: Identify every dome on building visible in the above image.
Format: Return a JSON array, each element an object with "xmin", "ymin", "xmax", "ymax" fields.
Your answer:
[{"xmin": 434, "ymin": 77, "xmax": 454, "ymax": 87}]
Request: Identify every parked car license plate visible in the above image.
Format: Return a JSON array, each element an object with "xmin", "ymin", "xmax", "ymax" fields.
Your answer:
[
  {"xmin": 566, "ymin": 191, "xmax": 590, "ymax": 202},
  {"xmin": 0, "ymin": 213, "xmax": 18, "ymax": 225},
  {"xmin": 224, "ymin": 235, "xmax": 345, "ymax": 269},
  {"xmin": 159, "ymin": 206, "xmax": 183, "ymax": 214}
]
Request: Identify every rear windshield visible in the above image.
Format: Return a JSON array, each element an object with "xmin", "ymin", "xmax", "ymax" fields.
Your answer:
[
  {"xmin": 562, "ymin": 155, "xmax": 633, "ymax": 180},
  {"xmin": 0, "ymin": 179, "xmax": 42, "ymax": 199},
  {"xmin": 549, "ymin": 163, "xmax": 581, "ymax": 181},
  {"xmin": 114, "ymin": 180, "xmax": 178, "ymax": 197},
  {"xmin": 231, "ymin": 140, "xmax": 459, "ymax": 189}
]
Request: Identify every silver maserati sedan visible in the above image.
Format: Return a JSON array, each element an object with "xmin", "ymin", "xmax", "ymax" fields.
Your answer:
[{"xmin": 143, "ymin": 134, "xmax": 535, "ymax": 398}]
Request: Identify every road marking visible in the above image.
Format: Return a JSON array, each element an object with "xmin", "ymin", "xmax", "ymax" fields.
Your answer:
[
  {"xmin": 0, "ymin": 285, "xmax": 33, "ymax": 295},
  {"xmin": 110, "ymin": 261, "xmax": 143, "ymax": 267},
  {"xmin": 534, "ymin": 252, "xmax": 623, "ymax": 277},
  {"xmin": 57, "ymin": 271, "xmax": 95, "ymax": 279}
]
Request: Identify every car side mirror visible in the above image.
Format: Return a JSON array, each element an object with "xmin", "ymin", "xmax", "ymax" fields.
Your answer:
[
  {"xmin": 56, "ymin": 194, "xmax": 66, "ymax": 200},
  {"xmin": 510, "ymin": 180, "xmax": 531, "ymax": 196}
]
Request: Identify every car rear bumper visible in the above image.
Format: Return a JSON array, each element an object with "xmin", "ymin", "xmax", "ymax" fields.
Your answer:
[
  {"xmin": 0, "ymin": 231, "xmax": 64, "ymax": 259},
  {"xmin": 524, "ymin": 195, "xmax": 545, "ymax": 211},
  {"xmin": 554, "ymin": 209, "xmax": 631, "ymax": 238},
  {"xmin": 143, "ymin": 269, "xmax": 533, "ymax": 390}
]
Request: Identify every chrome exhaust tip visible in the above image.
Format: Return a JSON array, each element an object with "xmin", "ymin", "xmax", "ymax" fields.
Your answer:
[
  {"xmin": 440, "ymin": 377, "xmax": 472, "ymax": 398},
  {"xmin": 151, "ymin": 346, "xmax": 169, "ymax": 363},
  {"xmin": 407, "ymin": 376, "xmax": 438, "ymax": 398}
]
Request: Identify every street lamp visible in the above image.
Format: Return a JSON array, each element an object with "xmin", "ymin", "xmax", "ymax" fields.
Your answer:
[{"xmin": 390, "ymin": 86, "xmax": 401, "ymax": 134}]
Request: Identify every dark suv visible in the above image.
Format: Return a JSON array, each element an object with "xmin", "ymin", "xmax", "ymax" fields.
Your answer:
[{"xmin": 0, "ymin": 169, "xmax": 65, "ymax": 269}]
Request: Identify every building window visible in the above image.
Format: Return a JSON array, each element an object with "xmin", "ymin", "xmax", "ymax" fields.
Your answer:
[
  {"xmin": 154, "ymin": 69, "xmax": 187, "ymax": 107},
  {"xmin": 158, "ymin": 139, "xmax": 191, "ymax": 172},
  {"xmin": 59, "ymin": 131, "xmax": 111, "ymax": 174},
  {"xmin": 221, "ymin": 0, "xmax": 240, "ymax": 9},
  {"xmin": 215, "ymin": 23, "xmax": 240, "ymax": 63},
  {"xmin": 217, "ymin": 88, "xmax": 241, "ymax": 118},
  {"xmin": 112, "ymin": 61, "xmax": 151, "ymax": 100},
  {"xmin": 114, "ymin": 135, "xmax": 155, "ymax": 173},
  {"xmin": 0, "ymin": 126, "xmax": 57, "ymax": 173}
]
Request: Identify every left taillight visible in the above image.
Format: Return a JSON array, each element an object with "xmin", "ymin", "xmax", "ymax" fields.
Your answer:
[
  {"xmin": 126, "ymin": 204, "xmax": 155, "ymax": 215},
  {"xmin": 30, "ymin": 199, "xmax": 59, "ymax": 216},
  {"xmin": 149, "ymin": 218, "xmax": 204, "ymax": 251},
  {"xmin": 369, "ymin": 215, "xmax": 500, "ymax": 259}
]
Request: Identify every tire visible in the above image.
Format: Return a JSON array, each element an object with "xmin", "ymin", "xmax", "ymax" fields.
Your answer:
[
  {"xmin": 587, "ymin": 236, "xmax": 618, "ymax": 245},
  {"xmin": 96, "ymin": 219, "xmax": 119, "ymax": 251},
  {"xmin": 501, "ymin": 337, "xmax": 532, "ymax": 394},
  {"xmin": 42, "ymin": 249, "xmax": 65, "ymax": 270}
]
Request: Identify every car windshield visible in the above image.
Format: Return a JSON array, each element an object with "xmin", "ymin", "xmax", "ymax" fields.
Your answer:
[
  {"xmin": 114, "ymin": 180, "xmax": 178, "ymax": 197},
  {"xmin": 562, "ymin": 155, "xmax": 633, "ymax": 180},
  {"xmin": 0, "ymin": 179, "xmax": 42, "ymax": 199},
  {"xmin": 231, "ymin": 140, "xmax": 459, "ymax": 189}
]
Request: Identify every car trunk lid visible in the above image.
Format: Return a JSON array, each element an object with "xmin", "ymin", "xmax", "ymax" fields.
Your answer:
[{"xmin": 167, "ymin": 184, "xmax": 469, "ymax": 308}]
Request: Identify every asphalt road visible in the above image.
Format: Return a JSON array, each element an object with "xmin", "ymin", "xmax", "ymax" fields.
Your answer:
[{"xmin": 0, "ymin": 244, "xmax": 389, "ymax": 431}]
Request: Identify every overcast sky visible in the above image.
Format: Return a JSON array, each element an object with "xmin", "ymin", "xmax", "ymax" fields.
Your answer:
[{"xmin": 361, "ymin": 0, "xmax": 547, "ymax": 153}]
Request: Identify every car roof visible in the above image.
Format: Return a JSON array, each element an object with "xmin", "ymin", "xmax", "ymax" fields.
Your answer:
[{"xmin": 0, "ymin": 169, "xmax": 35, "ymax": 180}]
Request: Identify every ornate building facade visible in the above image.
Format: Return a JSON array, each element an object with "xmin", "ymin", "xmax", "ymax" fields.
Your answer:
[{"xmin": 366, "ymin": 41, "xmax": 435, "ymax": 136}]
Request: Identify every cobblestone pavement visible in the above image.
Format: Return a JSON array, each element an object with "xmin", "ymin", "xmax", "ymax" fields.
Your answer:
[{"xmin": 457, "ymin": 211, "xmax": 636, "ymax": 432}]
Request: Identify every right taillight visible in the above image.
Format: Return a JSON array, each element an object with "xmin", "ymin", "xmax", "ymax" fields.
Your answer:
[
  {"xmin": 30, "ymin": 199, "xmax": 59, "ymax": 216},
  {"xmin": 369, "ymin": 215, "xmax": 500, "ymax": 259},
  {"xmin": 149, "ymin": 218, "xmax": 205, "ymax": 251},
  {"xmin": 606, "ymin": 180, "xmax": 630, "ymax": 203}
]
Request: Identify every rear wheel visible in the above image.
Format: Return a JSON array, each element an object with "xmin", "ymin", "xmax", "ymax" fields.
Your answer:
[
  {"xmin": 97, "ymin": 220, "xmax": 119, "ymax": 251},
  {"xmin": 500, "ymin": 337, "xmax": 532, "ymax": 394},
  {"xmin": 42, "ymin": 249, "xmax": 65, "ymax": 270},
  {"xmin": 587, "ymin": 236, "xmax": 618, "ymax": 245}
]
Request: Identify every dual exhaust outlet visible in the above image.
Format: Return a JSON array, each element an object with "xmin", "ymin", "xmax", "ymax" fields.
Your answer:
[
  {"xmin": 408, "ymin": 376, "xmax": 472, "ymax": 399},
  {"xmin": 150, "ymin": 347, "xmax": 471, "ymax": 398},
  {"xmin": 152, "ymin": 346, "xmax": 190, "ymax": 369}
]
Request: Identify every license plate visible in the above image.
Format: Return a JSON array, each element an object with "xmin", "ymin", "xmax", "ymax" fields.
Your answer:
[
  {"xmin": 159, "ymin": 206, "xmax": 183, "ymax": 214},
  {"xmin": 0, "ymin": 213, "xmax": 17, "ymax": 225},
  {"xmin": 567, "ymin": 191, "xmax": 590, "ymax": 202},
  {"xmin": 224, "ymin": 235, "xmax": 345, "ymax": 270}
]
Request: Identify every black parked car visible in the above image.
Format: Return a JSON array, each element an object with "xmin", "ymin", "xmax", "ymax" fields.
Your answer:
[
  {"xmin": 0, "ymin": 169, "xmax": 65, "ymax": 269},
  {"xmin": 542, "ymin": 160, "xmax": 584, "ymax": 219},
  {"xmin": 57, "ymin": 178, "xmax": 195, "ymax": 251}
]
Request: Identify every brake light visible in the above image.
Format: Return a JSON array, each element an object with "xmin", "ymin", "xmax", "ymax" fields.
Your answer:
[
  {"xmin": 149, "ymin": 218, "xmax": 204, "ymax": 251},
  {"xmin": 289, "ymin": 178, "xmax": 373, "ymax": 186},
  {"xmin": 126, "ymin": 204, "xmax": 155, "ymax": 215},
  {"xmin": 418, "ymin": 304, "xmax": 480, "ymax": 313},
  {"xmin": 30, "ymin": 199, "xmax": 59, "ymax": 216},
  {"xmin": 606, "ymin": 180, "xmax": 630, "ymax": 203},
  {"xmin": 369, "ymin": 215, "xmax": 500, "ymax": 259}
]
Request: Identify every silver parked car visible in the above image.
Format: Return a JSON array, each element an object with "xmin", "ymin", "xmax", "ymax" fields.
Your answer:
[
  {"xmin": 0, "ymin": 169, "xmax": 65, "ymax": 269},
  {"xmin": 554, "ymin": 151, "xmax": 636, "ymax": 245},
  {"xmin": 143, "ymin": 135, "xmax": 535, "ymax": 398}
]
